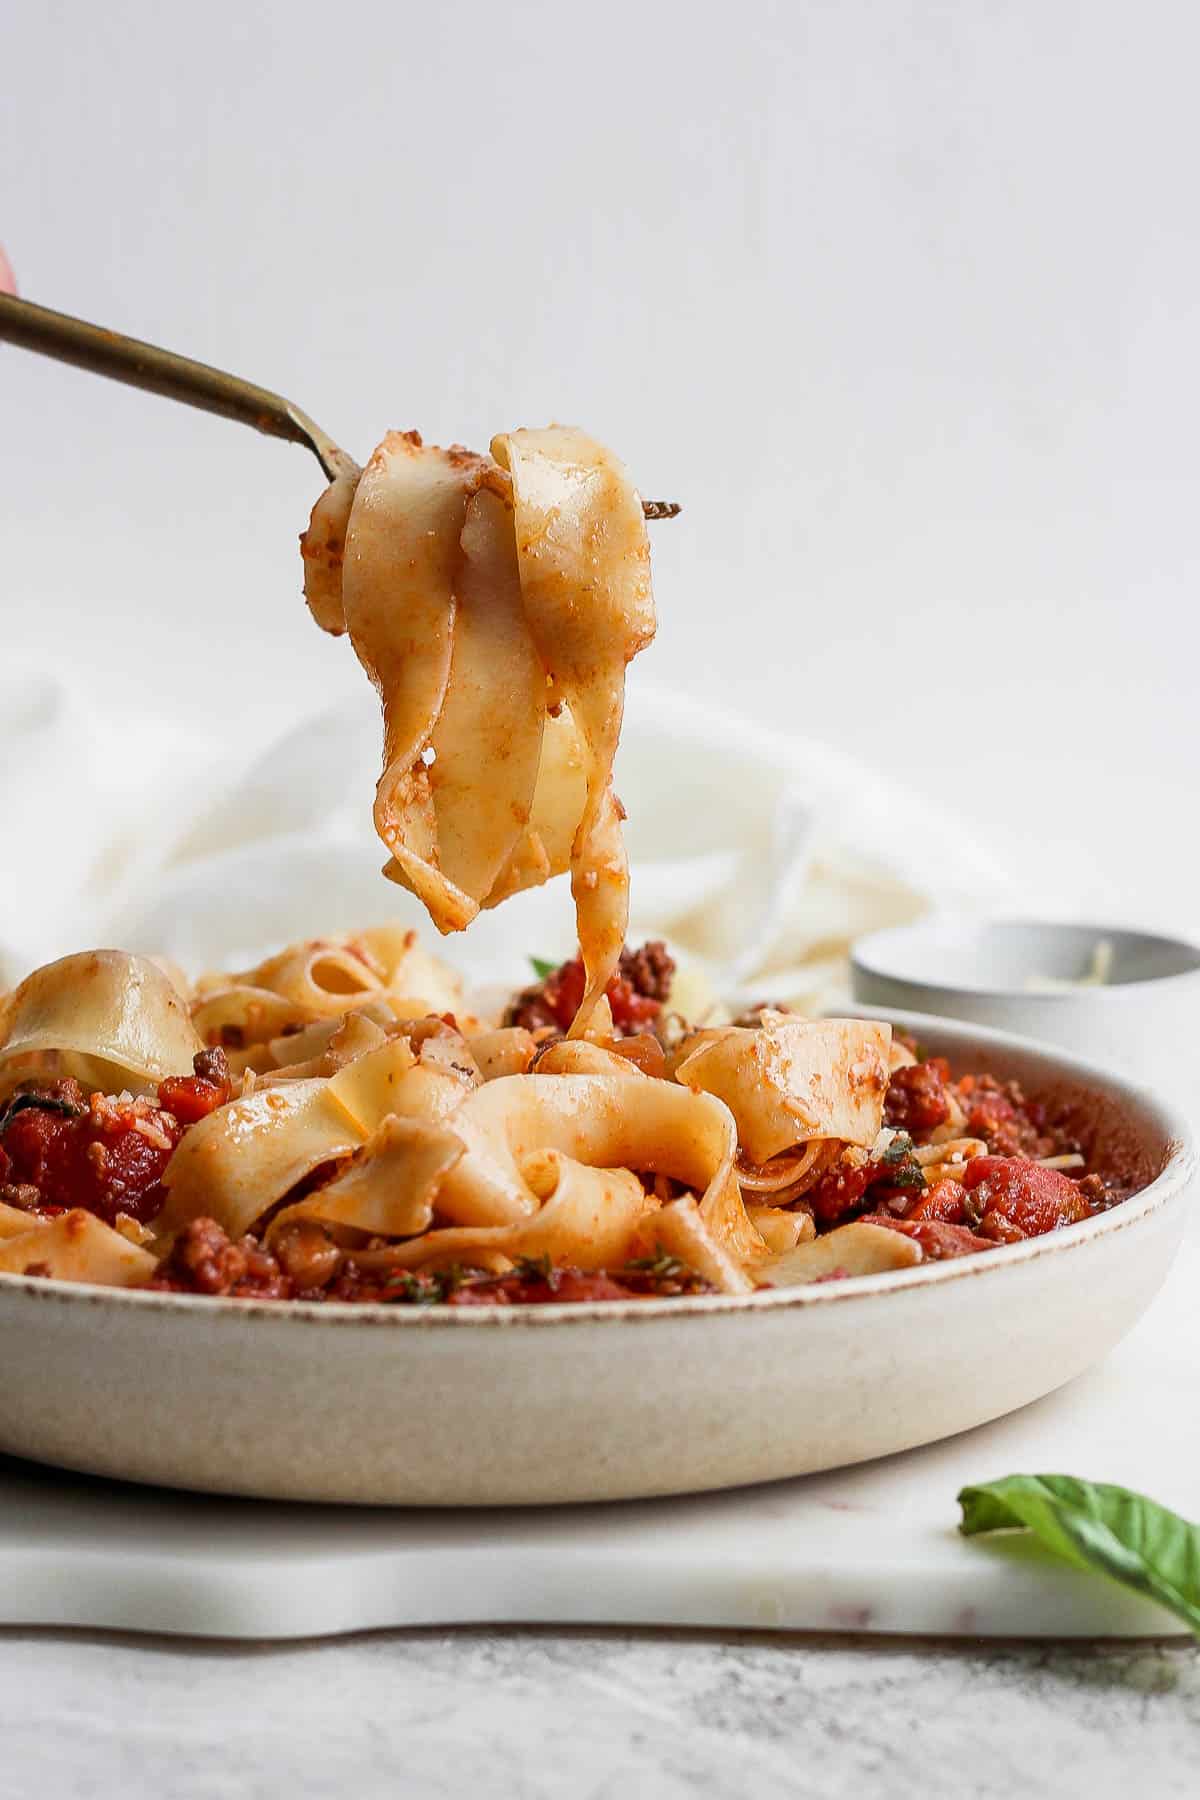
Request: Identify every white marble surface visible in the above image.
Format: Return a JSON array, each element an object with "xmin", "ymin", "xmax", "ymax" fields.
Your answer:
[{"xmin": 0, "ymin": 1625, "xmax": 1195, "ymax": 1798}]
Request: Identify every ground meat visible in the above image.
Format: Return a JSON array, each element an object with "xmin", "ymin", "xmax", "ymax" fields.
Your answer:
[
  {"xmin": 951, "ymin": 1074, "xmax": 1075, "ymax": 1161},
  {"xmin": 149, "ymin": 1217, "xmax": 293, "ymax": 1299},
  {"xmin": 884, "ymin": 1060, "xmax": 951, "ymax": 1132},
  {"xmin": 1077, "ymin": 1170, "xmax": 1126, "ymax": 1211},
  {"xmin": 865, "ymin": 1215, "xmax": 992, "ymax": 1260},
  {"xmin": 503, "ymin": 988, "xmax": 560, "ymax": 1035},
  {"xmin": 323, "ymin": 1259, "xmax": 403, "ymax": 1304},
  {"xmin": 619, "ymin": 941, "xmax": 675, "ymax": 1004},
  {"xmin": 193, "ymin": 1047, "xmax": 232, "ymax": 1087},
  {"xmin": 0, "ymin": 1180, "xmax": 42, "ymax": 1211},
  {"xmin": 504, "ymin": 941, "xmax": 675, "ymax": 1036},
  {"xmin": 157, "ymin": 1048, "xmax": 233, "ymax": 1125}
]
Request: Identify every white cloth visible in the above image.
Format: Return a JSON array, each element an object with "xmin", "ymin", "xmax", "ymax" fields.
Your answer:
[{"xmin": 0, "ymin": 664, "xmax": 1022, "ymax": 1001}]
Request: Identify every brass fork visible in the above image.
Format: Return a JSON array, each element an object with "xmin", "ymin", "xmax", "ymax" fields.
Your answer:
[{"xmin": 0, "ymin": 292, "xmax": 680, "ymax": 517}]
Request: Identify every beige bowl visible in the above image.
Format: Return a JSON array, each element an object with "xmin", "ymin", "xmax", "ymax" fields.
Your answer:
[{"xmin": 0, "ymin": 1010, "xmax": 1190, "ymax": 1506}]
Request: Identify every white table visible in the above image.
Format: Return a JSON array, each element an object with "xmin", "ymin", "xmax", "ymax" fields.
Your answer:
[{"xmin": 0, "ymin": 1625, "xmax": 1196, "ymax": 1798}]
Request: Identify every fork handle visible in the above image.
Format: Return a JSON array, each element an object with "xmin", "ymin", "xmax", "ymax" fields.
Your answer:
[
  {"xmin": 0, "ymin": 292, "xmax": 680, "ymax": 514},
  {"xmin": 0, "ymin": 292, "xmax": 357, "ymax": 480}
]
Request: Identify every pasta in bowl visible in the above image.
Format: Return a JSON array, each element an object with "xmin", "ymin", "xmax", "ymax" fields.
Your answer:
[
  {"xmin": 0, "ymin": 947, "xmax": 1188, "ymax": 1503},
  {"xmin": 0, "ymin": 933, "xmax": 1154, "ymax": 1306}
]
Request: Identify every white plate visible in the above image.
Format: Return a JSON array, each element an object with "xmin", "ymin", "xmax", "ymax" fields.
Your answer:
[{"xmin": 0, "ymin": 1011, "xmax": 1190, "ymax": 1506}]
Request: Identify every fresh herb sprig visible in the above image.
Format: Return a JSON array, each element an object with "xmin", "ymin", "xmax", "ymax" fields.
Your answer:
[
  {"xmin": 958, "ymin": 1474, "xmax": 1200, "ymax": 1638},
  {"xmin": 511, "ymin": 1253, "xmax": 555, "ymax": 1284},
  {"xmin": 880, "ymin": 1132, "xmax": 926, "ymax": 1191},
  {"xmin": 624, "ymin": 1252, "xmax": 688, "ymax": 1281},
  {"xmin": 0, "ymin": 1090, "xmax": 85, "ymax": 1136}
]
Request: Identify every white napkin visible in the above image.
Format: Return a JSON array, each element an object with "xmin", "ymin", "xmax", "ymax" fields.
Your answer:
[{"xmin": 0, "ymin": 663, "xmax": 1020, "ymax": 1003}]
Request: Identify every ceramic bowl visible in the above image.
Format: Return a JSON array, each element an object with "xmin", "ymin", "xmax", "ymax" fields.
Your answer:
[
  {"xmin": 851, "ymin": 918, "xmax": 1200, "ymax": 1104},
  {"xmin": 0, "ymin": 1009, "xmax": 1190, "ymax": 1507}
]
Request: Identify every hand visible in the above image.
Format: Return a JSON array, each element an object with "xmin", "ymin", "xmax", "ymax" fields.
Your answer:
[{"xmin": 0, "ymin": 247, "xmax": 16, "ymax": 295}]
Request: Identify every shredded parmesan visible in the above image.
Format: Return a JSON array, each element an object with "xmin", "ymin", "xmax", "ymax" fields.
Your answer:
[{"xmin": 1024, "ymin": 939, "xmax": 1114, "ymax": 994}]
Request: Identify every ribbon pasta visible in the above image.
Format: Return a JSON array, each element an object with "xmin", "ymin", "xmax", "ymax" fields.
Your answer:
[
  {"xmin": 0, "ymin": 937, "xmax": 905, "ymax": 1298},
  {"xmin": 301, "ymin": 425, "xmax": 654, "ymax": 1036},
  {"xmin": 0, "ymin": 950, "xmax": 202, "ymax": 1094}
]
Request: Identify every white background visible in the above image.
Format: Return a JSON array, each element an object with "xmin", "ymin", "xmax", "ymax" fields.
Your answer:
[{"xmin": 2, "ymin": 0, "xmax": 1198, "ymax": 929}]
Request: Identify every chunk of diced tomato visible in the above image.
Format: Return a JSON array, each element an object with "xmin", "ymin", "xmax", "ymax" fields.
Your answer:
[
  {"xmin": 961, "ymin": 1156, "xmax": 1090, "ymax": 1239},
  {"xmin": 903, "ymin": 1177, "xmax": 968, "ymax": 1223}
]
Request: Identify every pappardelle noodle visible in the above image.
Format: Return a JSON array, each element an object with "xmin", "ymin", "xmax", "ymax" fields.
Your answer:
[
  {"xmin": 301, "ymin": 424, "xmax": 653, "ymax": 1038},
  {"xmin": 0, "ymin": 933, "xmax": 1131, "ymax": 1303}
]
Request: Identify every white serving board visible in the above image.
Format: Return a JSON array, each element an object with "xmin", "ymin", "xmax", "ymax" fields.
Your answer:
[{"xmin": 0, "ymin": 1241, "xmax": 1195, "ymax": 1643}]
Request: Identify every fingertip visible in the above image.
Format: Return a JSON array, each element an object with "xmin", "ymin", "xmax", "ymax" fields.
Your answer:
[{"xmin": 0, "ymin": 246, "xmax": 17, "ymax": 296}]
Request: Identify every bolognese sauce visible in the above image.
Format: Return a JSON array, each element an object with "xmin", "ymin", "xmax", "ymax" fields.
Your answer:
[
  {"xmin": 0, "ymin": 1052, "xmax": 232, "ymax": 1228},
  {"xmin": 0, "ymin": 1004, "xmax": 1129, "ymax": 1301}
]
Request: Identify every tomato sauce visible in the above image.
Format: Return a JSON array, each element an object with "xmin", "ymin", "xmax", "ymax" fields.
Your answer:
[
  {"xmin": 0, "ymin": 1054, "xmax": 232, "ymax": 1229},
  {"xmin": 505, "ymin": 943, "xmax": 675, "ymax": 1036},
  {"xmin": 0, "ymin": 1087, "xmax": 180, "ymax": 1226},
  {"xmin": 960, "ymin": 1155, "xmax": 1092, "ymax": 1239},
  {"xmin": 0, "ymin": 984, "xmax": 1126, "ymax": 1303}
]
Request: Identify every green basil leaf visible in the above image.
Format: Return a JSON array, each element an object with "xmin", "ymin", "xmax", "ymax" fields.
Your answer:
[
  {"xmin": 529, "ymin": 956, "xmax": 559, "ymax": 981},
  {"xmin": 512, "ymin": 1253, "xmax": 554, "ymax": 1283},
  {"xmin": 0, "ymin": 1090, "xmax": 85, "ymax": 1136},
  {"xmin": 958, "ymin": 1474, "xmax": 1200, "ymax": 1637},
  {"xmin": 889, "ymin": 1162, "xmax": 926, "ymax": 1191}
]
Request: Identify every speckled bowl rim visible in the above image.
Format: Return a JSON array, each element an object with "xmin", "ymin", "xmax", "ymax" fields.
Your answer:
[
  {"xmin": 0, "ymin": 1008, "xmax": 1191, "ymax": 1330},
  {"xmin": 851, "ymin": 917, "xmax": 1200, "ymax": 1002}
]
